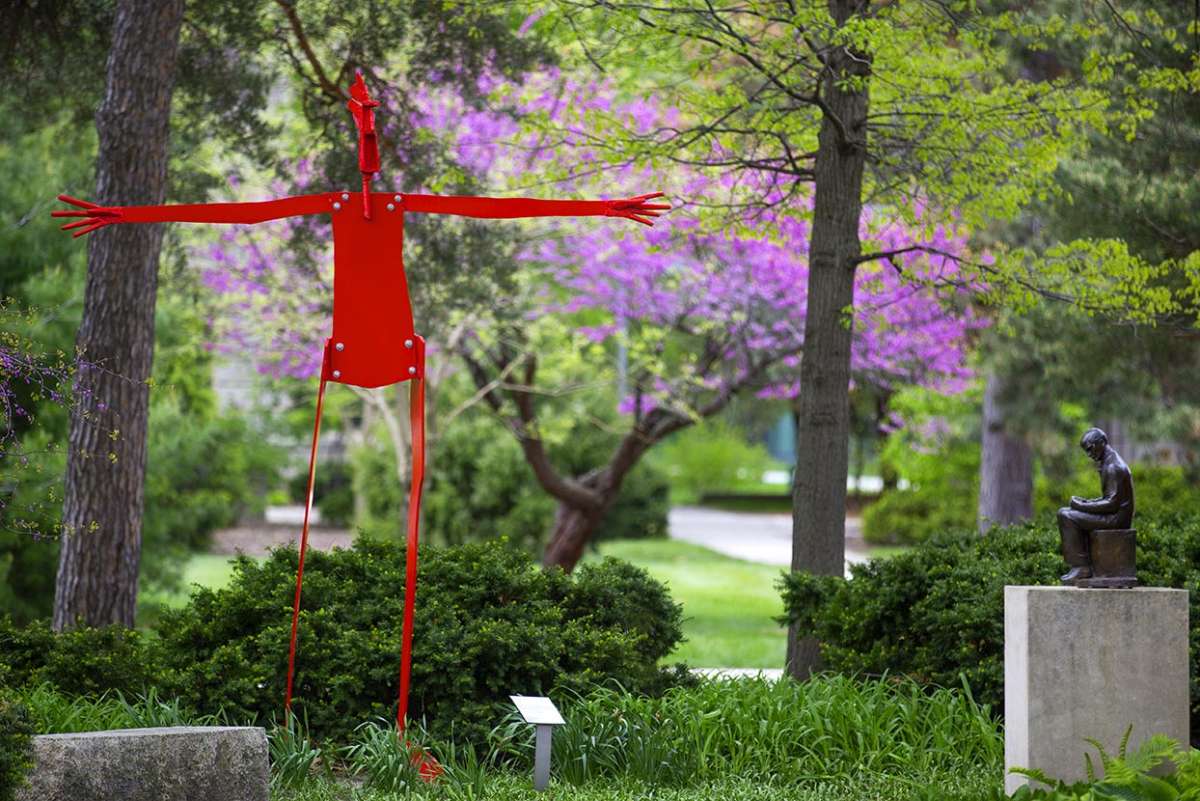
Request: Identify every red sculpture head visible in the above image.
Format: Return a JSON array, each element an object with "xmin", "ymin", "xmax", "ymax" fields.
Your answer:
[{"xmin": 347, "ymin": 71, "xmax": 381, "ymax": 177}]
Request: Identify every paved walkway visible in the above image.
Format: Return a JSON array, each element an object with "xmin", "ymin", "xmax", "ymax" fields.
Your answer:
[{"xmin": 668, "ymin": 506, "xmax": 870, "ymax": 577}]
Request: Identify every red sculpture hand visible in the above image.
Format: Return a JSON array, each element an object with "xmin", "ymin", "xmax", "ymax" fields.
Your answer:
[
  {"xmin": 604, "ymin": 192, "xmax": 670, "ymax": 226},
  {"xmin": 51, "ymin": 195, "xmax": 123, "ymax": 238}
]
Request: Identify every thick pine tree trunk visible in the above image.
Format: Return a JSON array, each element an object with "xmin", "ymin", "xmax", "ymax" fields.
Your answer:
[
  {"xmin": 53, "ymin": 0, "xmax": 185, "ymax": 630},
  {"xmin": 785, "ymin": 0, "xmax": 871, "ymax": 680},
  {"xmin": 977, "ymin": 372, "xmax": 1033, "ymax": 533}
]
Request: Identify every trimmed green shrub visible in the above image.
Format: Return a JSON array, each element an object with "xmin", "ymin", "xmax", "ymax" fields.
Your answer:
[
  {"xmin": 781, "ymin": 514, "xmax": 1200, "ymax": 734},
  {"xmin": 155, "ymin": 539, "xmax": 685, "ymax": 743},
  {"xmin": 0, "ymin": 688, "xmax": 34, "ymax": 801},
  {"xmin": 0, "ymin": 618, "xmax": 162, "ymax": 699}
]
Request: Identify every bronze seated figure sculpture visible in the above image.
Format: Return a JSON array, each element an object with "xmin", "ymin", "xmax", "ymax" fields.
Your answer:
[{"xmin": 1057, "ymin": 427, "xmax": 1137, "ymax": 588}]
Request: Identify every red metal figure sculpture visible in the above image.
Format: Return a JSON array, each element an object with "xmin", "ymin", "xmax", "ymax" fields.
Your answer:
[{"xmin": 53, "ymin": 72, "xmax": 666, "ymax": 733}]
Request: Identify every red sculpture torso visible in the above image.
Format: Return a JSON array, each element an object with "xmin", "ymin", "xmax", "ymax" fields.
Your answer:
[{"xmin": 329, "ymin": 193, "xmax": 417, "ymax": 388}]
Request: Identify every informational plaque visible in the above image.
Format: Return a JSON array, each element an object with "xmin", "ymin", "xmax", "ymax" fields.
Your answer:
[
  {"xmin": 510, "ymin": 695, "xmax": 566, "ymax": 790},
  {"xmin": 509, "ymin": 695, "xmax": 566, "ymax": 726}
]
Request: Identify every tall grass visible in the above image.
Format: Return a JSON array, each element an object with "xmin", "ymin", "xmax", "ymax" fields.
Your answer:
[
  {"xmin": 268, "ymin": 713, "xmax": 326, "ymax": 791},
  {"xmin": 19, "ymin": 683, "xmax": 224, "ymax": 733},
  {"xmin": 499, "ymin": 675, "xmax": 1003, "ymax": 787}
]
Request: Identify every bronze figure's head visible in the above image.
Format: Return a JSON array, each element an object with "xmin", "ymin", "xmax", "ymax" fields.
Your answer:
[{"xmin": 1080, "ymin": 427, "xmax": 1108, "ymax": 462}]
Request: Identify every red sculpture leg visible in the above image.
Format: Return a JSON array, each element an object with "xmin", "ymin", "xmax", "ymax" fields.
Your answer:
[
  {"xmin": 284, "ymin": 341, "xmax": 333, "ymax": 720},
  {"xmin": 395, "ymin": 366, "xmax": 441, "ymax": 782},
  {"xmin": 397, "ymin": 372, "xmax": 426, "ymax": 730}
]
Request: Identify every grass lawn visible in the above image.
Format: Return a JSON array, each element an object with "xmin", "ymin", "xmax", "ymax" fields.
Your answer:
[
  {"xmin": 591, "ymin": 539, "xmax": 786, "ymax": 669},
  {"xmin": 140, "ymin": 553, "xmax": 253, "ymax": 613},
  {"xmin": 153, "ymin": 539, "xmax": 791, "ymax": 669}
]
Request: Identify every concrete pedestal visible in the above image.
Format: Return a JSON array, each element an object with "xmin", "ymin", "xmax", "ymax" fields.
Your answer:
[
  {"xmin": 17, "ymin": 726, "xmax": 268, "ymax": 801},
  {"xmin": 1004, "ymin": 586, "xmax": 1189, "ymax": 794}
]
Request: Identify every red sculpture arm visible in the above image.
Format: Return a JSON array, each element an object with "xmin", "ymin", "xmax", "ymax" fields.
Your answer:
[
  {"xmin": 400, "ymin": 192, "xmax": 669, "ymax": 226},
  {"xmin": 51, "ymin": 193, "xmax": 332, "ymax": 238}
]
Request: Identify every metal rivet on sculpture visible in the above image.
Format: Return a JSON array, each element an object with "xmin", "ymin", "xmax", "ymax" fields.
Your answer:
[
  {"xmin": 53, "ymin": 71, "xmax": 667, "ymax": 733},
  {"xmin": 1056, "ymin": 427, "xmax": 1137, "ymax": 588}
]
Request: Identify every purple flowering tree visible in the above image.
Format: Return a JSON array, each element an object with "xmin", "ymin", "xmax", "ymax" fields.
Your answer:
[{"xmin": 200, "ymin": 69, "xmax": 980, "ymax": 569}]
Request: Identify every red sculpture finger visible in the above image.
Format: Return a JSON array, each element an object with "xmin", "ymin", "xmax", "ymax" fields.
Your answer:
[
  {"xmin": 628, "ymin": 214, "xmax": 655, "ymax": 226},
  {"xmin": 628, "ymin": 192, "xmax": 665, "ymax": 202},
  {"xmin": 51, "ymin": 210, "xmax": 93, "ymax": 218},
  {"xmin": 72, "ymin": 221, "xmax": 108, "ymax": 238},
  {"xmin": 60, "ymin": 219, "xmax": 95, "ymax": 231},
  {"xmin": 57, "ymin": 194, "xmax": 100, "ymax": 209}
]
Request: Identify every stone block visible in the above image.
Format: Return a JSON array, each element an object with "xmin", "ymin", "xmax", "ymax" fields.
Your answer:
[
  {"xmin": 17, "ymin": 726, "xmax": 268, "ymax": 801},
  {"xmin": 1005, "ymin": 586, "xmax": 1189, "ymax": 795}
]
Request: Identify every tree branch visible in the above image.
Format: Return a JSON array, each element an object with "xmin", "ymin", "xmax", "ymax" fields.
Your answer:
[
  {"xmin": 272, "ymin": 0, "xmax": 347, "ymax": 102},
  {"xmin": 458, "ymin": 336, "xmax": 602, "ymax": 511},
  {"xmin": 505, "ymin": 354, "xmax": 604, "ymax": 511}
]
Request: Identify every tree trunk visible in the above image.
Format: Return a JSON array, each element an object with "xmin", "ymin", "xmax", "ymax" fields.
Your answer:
[
  {"xmin": 542, "ymin": 500, "xmax": 608, "ymax": 572},
  {"xmin": 53, "ymin": 0, "xmax": 185, "ymax": 630},
  {"xmin": 977, "ymin": 372, "xmax": 1033, "ymax": 534},
  {"xmin": 786, "ymin": 0, "xmax": 871, "ymax": 680}
]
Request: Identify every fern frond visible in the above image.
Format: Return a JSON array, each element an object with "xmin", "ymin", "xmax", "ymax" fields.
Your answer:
[
  {"xmin": 1009, "ymin": 765, "xmax": 1060, "ymax": 789},
  {"xmin": 1119, "ymin": 724, "xmax": 1133, "ymax": 760},
  {"xmin": 1127, "ymin": 734, "xmax": 1179, "ymax": 774},
  {"xmin": 1091, "ymin": 781, "xmax": 1144, "ymax": 801},
  {"xmin": 1085, "ymin": 736, "xmax": 1114, "ymax": 769}
]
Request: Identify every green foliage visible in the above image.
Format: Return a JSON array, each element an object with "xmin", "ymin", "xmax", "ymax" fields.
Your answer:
[
  {"xmin": 0, "ymin": 249, "xmax": 279, "ymax": 620},
  {"xmin": 269, "ymin": 714, "xmax": 327, "ymax": 791},
  {"xmin": 358, "ymin": 413, "xmax": 555, "ymax": 551},
  {"xmin": 780, "ymin": 515, "xmax": 1200, "ymax": 736},
  {"xmin": 17, "ymin": 683, "xmax": 221, "ymax": 734},
  {"xmin": 868, "ymin": 455, "xmax": 1200, "ymax": 546},
  {"xmin": 154, "ymin": 540, "xmax": 684, "ymax": 744},
  {"xmin": 356, "ymin": 411, "xmax": 669, "ymax": 550},
  {"xmin": 289, "ymin": 461, "xmax": 355, "ymax": 529},
  {"xmin": 648, "ymin": 421, "xmax": 780, "ymax": 504},
  {"xmin": 1009, "ymin": 729, "xmax": 1199, "ymax": 801},
  {"xmin": 0, "ymin": 618, "xmax": 162, "ymax": 699},
  {"xmin": 0, "ymin": 398, "xmax": 282, "ymax": 620},
  {"xmin": 0, "ymin": 687, "xmax": 33, "ymax": 801},
  {"xmin": 144, "ymin": 400, "xmax": 283, "ymax": 553},
  {"xmin": 863, "ymin": 486, "xmax": 978, "ymax": 546},
  {"xmin": 591, "ymin": 467, "xmax": 669, "ymax": 543},
  {"xmin": 343, "ymin": 719, "xmax": 430, "ymax": 794},
  {"xmin": 864, "ymin": 386, "xmax": 980, "ymax": 544}
]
